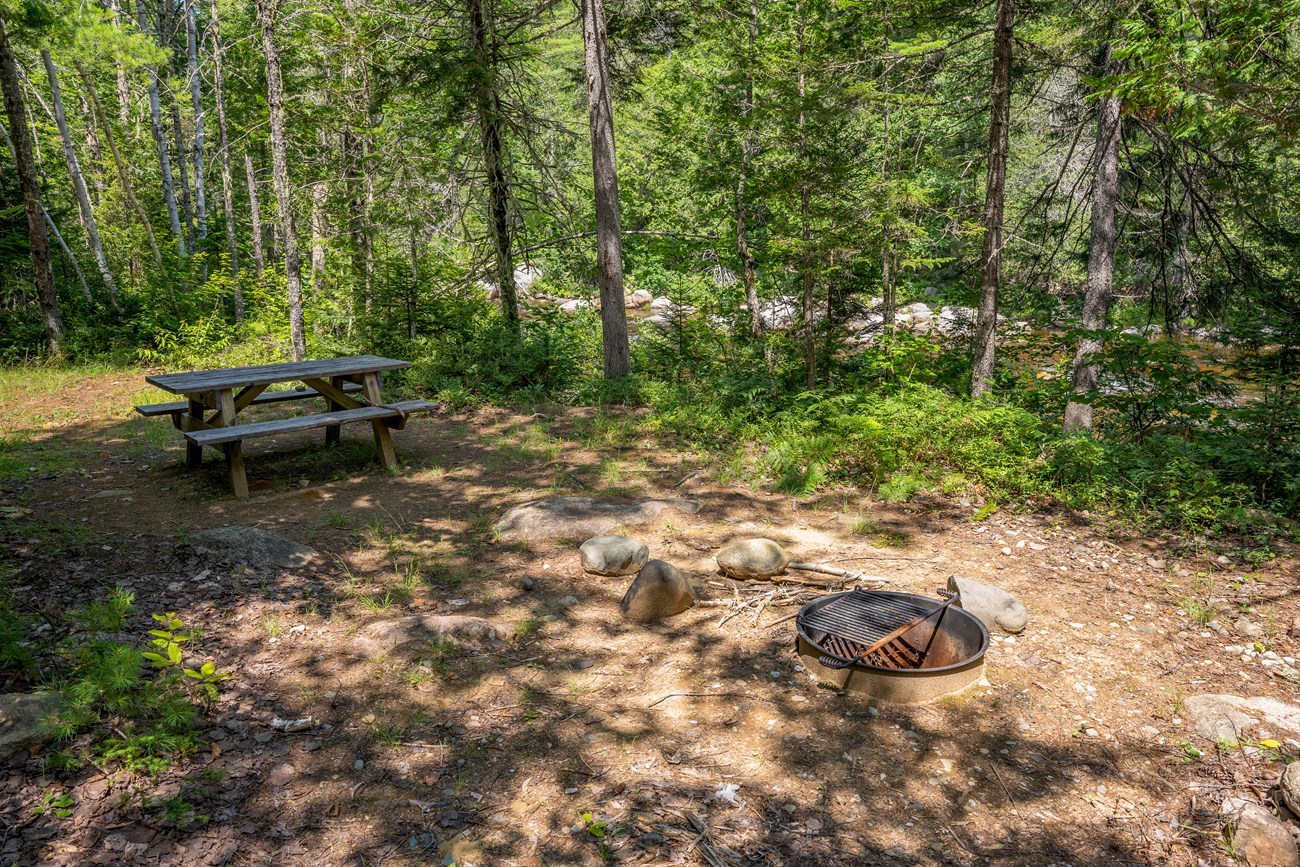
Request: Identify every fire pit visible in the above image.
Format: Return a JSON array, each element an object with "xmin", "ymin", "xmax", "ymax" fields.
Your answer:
[{"xmin": 795, "ymin": 588, "xmax": 988, "ymax": 703}]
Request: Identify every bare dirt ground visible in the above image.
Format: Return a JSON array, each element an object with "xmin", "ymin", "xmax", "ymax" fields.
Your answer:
[{"xmin": 0, "ymin": 370, "xmax": 1298, "ymax": 866}]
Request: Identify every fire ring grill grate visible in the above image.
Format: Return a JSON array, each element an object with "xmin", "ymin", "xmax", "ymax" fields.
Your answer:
[{"xmin": 795, "ymin": 587, "xmax": 990, "ymax": 702}]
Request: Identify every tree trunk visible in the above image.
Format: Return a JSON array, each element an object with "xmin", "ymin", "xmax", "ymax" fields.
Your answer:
[
  {"xmin": 408, "ymin": 220, "xmax": 419, "ymax": 340},
  {"xmin": 1063, "ymin": 50, "xmax": 1122, "ymax": 433},
  {"xmin": 310, "ymin": 182, "xmax": 326, "ymax": 295},
  {"xmin": 186, "ymin": 0, "xmax": 208, "ymax": 242},
  {"xmin": 258, "ymin": 0, "xmax": 307, "ymax": 361},
  {"xmin": 245, "ymin": 151, "xmax": 266, "ymax": 277},
  {"xmin": 43, "ymin": 205, "xmax": 91, "ymax": 304},
  {"xmin": 170, "ymin": 102, "xmax": 196, "ymax": 249},
  {"xmin": 208, "ymin": 0, "xmax": 242, "ymax": 318},
  {"xmin": 796, "ymin": 22, "xmax": 815, "ymax": 389},
  {"xmin": 880, "ymin": 17, "xmax": 896, "ymax": 329},
  {"xmin": 136, "ymin": 3, "xmax": 186, "ymax": 256},
  {"xmin": 467, "ymin": 0, "xmax": 517, "ymax": 322},
  {"xmin": 0, "ymin": 20, "xmax": 62, "ymax": 355},
  {"xmin": 76, "ymin": 92, "xmax": 106, "ymax": 201},
  {"xmin": 737, "ymin": 0, "xmax": 761, "ymax": 339},
  {"xmin": 42, "ymin": 50, "xmax": 120, "ymax": 310},
  {"xmin": 970, "ymin": 0, "xmax": 1014, "ymax": 398},
  {"xmin": 74, "ymin": 61, "xmax": 163, "ymax": 268},
  {"xmin": 581, "ymin": 0, "xmax": 630, "ymax": 380},
  {"xmin": 106, "ymin": 0, "xmax": 131, "ymax": 125}
]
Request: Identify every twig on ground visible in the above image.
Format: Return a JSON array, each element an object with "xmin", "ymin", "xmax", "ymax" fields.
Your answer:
[{"xmin": 647, "ymin": 692, "xmax": 776, "ymax": 708}]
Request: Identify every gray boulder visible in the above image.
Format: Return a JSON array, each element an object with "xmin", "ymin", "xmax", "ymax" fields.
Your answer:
[
  {"xmin": 191, "ymin": 526, "xmax": 319, "ymax": 568},
  {"xmin": 715, "ymin": 538, "xmax": 790, "ymax": 580},
  {"xmin": 947, "ymin": 575, "xmax": 1028, "ymax": 634},
  {"xmin": 0, "ymin": 693, "xmax": 62, "ymax": 758},
  {"xmin": 1281, "ymin": 763, "xmax": 1300, "ymax": 817},
  {"xmin": 579, "ymin": 535, "xmax": 649, "ymax": 577},
  {"xmin": 627, "ymin": 289, "xmax": 653, "ymax": 308},
  {"xmin": 620, "ymin": 561, "xmax": 695, "ymax": 621},
  {"xmin": 494, "ymin": 497, "xmax": 701, "ymax": 542},
  {"xmin": 351, "ymin": 614, "xmax": 511, "ymax": 657},
  {"xmin": 1183, "ymin": 694, "xmax": 1300, "ymax": 742},
  {"xmin": 1219, "ymin": 797, "xmax": 1299, "ymax": 867}
]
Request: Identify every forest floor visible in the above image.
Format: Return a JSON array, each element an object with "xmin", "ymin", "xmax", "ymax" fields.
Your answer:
[{"xmin": 0, "ymin": 368, "xmax": 1298, "ymax": 866}]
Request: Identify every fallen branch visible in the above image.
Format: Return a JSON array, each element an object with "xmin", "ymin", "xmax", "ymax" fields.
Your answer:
[{"xmin": 647, "ymin": 692, "xmax": 776, "ymax": 708}]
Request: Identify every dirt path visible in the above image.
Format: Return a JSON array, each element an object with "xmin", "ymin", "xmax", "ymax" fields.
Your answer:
[{"xmin": 0, "ymin": 370, "xmax": 1297, "ymax": 866}]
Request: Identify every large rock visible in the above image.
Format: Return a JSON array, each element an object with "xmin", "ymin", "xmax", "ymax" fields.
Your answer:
[
  {"xmin": 650, "ymin": 296, "xmax": 673, "ymax": 310},
  {"xmin": 715, "ymin": 538, "xmax": 790, "ymax": 580},
  {"xmin": 579, "ymin": 536, "xmax": 648, "ymax": 577},
  {"xmin": 514, "ymin": 264, "xmax": 542, "ymax": 294},
  {"xmin": 352, "ymin": 615, "xmax": 511, "ymax": 657},
  {"xmin": 1183, "ymin": 694, "xmax": 1300, "ymax": 742},
  {"xmin": 947, "ymin": 575, "xmax": 1028, "ymax": 634},
  {"xmin": 627, "ymin": 289, "xmax": 653, "ymax": 308},
  {"xmin": 191, "ymin": 526, "xmax": 319, "ymax": 568},
  {"xmin": 494, "ymin": 497, "xmax": 701, "ymax": 542},
  {"xmin": 1219, "ymin": 797, "xmax": 1300, "ymax": 867},
  {"xmin": 558, "ymin": 299, "xmax": 591, "ymax": 314},
  {"xmin": 1281, "ymin": 763, "xmax": 1300, "ymax": 817},
  {"xmin": 620, "ymin": 561, "xmax": 695, "ymax": 621},
  {"xmin": 757, "ymin": 297, "xmax": 799, "ymax": 330},
  {"xmin": 0, "ymin": 693, "xmax": 62, "ymax": 758}
]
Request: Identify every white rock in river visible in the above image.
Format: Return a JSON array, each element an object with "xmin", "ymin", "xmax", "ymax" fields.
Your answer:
[
  {"xmin": 650, "ymin": 296, "xmax": 673, "ymax": 310},
  {"xmin": 947, "ymin": 575, "xmax": 1028, "ymax": 634},
  {"xmin": 579, "ymin": 535, "xmax": 649, "ymax": 577}
]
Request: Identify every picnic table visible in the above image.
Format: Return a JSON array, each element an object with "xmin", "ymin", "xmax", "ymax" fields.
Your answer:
[{"xmin": 136, "ymin": 355, "xmax": 436, "ymax": 497}]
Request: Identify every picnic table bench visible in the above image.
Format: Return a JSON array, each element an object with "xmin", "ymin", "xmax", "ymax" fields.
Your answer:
[{"xmin": 137, "ymin": 355, "xmax": 436, "ymax": 497}]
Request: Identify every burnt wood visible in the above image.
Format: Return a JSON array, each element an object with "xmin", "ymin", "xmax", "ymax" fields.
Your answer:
[{"xmin": 145, "ymin": 355, "xmax": 409, "ymax": 394}]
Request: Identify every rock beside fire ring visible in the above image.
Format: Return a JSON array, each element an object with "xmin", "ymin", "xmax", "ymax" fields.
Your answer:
[
  {"xmin": 620, "ymin": 560, "xmax": 696, "ymax": 621},
  {"xmin": 947, "ymin": 575, "xmax": 1028, "ymax": 634},
  {"xmin": 715, "ymin": 538, "xmax": 791, "ymax": 579},
  {"xmin": 1219, "ymin": 797, "xmax": 1300, "ymax": 867},
  {"xmin": 580, "ymin": 535, "xmax": 649, "ymax": 576},
  {"xmin": 494, "ymin": 497, "xmax": 701, "ymax": 542}
]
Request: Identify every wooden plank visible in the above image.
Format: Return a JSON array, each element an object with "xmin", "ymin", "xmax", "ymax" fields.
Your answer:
[
  {"xmin": 219, "ymin": 385, "xmax": 248, "ymax": 498},
  {"xmin": 324, "ymin": 376, "xmax": 343, "ymax": 446},
  {"xmin": 232, "ymin": 383, "xmax": 269, "ymax": 413},
  {"xmin": 184, "ymin": 406, "xmax": 400, "ymax": 446},
  {"xmin": 382, "ymin": 399, "xmax": 440, "ymax": 430},
  {"xmin": 301, "ymin": 377, "xmax": 365, "ymax": 411},
  {"xmin": 146, "ymin": 355, "xmax": 411, "ymax": 395},
  {"xmin": 361, "ymin": 372, "xmax": 397, "ymax": 469},
  {"xmin": 185, "ymin": 399, "xmax": 204, "ymax": 469},
  {"xmin": 136, "ymin": 382, "xmax": 364, "ymax": 417}
]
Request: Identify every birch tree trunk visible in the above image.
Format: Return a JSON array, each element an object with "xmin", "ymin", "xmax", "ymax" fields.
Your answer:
[
  {"xmin": 970, "ymin": 0, "xmax": 1014, "ymax": 398},
  {"xmin": 796, "ymin": 22, "xmax": 815, "ymax": 388},
  {"xmin": 245, "ymin": 152, "xmax": 266, "ymax": 277},
  {"xmin": 1063, "ymin": 50, "xmax": 1122, "ymax": 433},
  {"xmin": 136, "ymin": 2, "xmax": 186, "ymax": 256},
  {"xmin": 208, "ymin": 0, "xmax": 242, "ymax": 318},
  {"xmin": 76, "ymin": 93, "xmax": 106, "ymax": 201},
  {"xmin": 106, "ymin": 0, "xmax": 131, "ymax": 125},
  {"xmin": 186, "ymin": 0, "xmax": 208, "ymax": 242},
  {"xmin": 74, "ymin": 61, "xmax": 164, "ymax": 268},
  {"xmin": 310, "ymin": 181, "xmax": 326, "ymax": 295},
  {"xmin": 0, "ymin": 19, "xmax": 63, "ymax": 355},
  {"xmin": 170, "ymin": 102, "xmax": 196, "ymax": 249},
  {"xmin": 42, "ymin": 50, "xmax": 120, "ymax": 310},
  {"xmin": 258, "ymin": 0, "xmax": 307, "ymax": 361},
  {"xmin": 468, "ymin": 0, "xmax": 518, "ymax": 321},
  {"xmin": 43, "ymin": 205, "xmax": 91, "ymax": 303},
  {"xmin": 581, "ymin": 0, "xmax": 630, "ymax": 380}
]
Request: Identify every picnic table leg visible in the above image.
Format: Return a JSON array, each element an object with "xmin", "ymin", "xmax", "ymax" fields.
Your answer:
[
  {"xmin": 216, "ymin": 388, "xmax": 249, "ymax": 498},
  {"xmin": 360, "ymin": 372, "xmax": 398, "ymax": 470},
  {"xmin": 325, "ymin": 375, "xmax": 343, "ymax": 446},
  {"xmin": 185, "ymin": 399, "xmax": 204, "ymax": 469}
]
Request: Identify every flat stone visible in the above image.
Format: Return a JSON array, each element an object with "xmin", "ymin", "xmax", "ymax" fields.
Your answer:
[
  {"xmin": 1219, "ymin": 797, "xmax": 1299, "ymax": 867},
  {"xmin": 715, "ymin": 538, "xmax": 790, "ymax": 580},
  {"xmin": 190, "ymin": 526, "xmax": 319, "ymax": 568},
  {"xmin": 1281, "ymin": 763, "xmax": 1300, "ymax": 817},
  {"xmin": 0, "ymin": 693, "xmax": 62, "ymax": 758},
  {"xmin": 579, "ymin": 535, "xmax": 649, "ymax": 577},
  {"xmin": 620, "ymin": 560, "xmax": 695, "ymax": 622},
  {"xmin": 494, "ymin": 497, "xmax": 700, "ymax": 542},
  {"xmin": 351, "ymin": 615, "xmax": 512, "ymax": 656},
  {"xmin": 1183, "ymin": 694, "xmax": 1300, "ymax": 742},
  {"xmin": 947, "ymin": 575, "xmax": 1028, "ymax": 634}
]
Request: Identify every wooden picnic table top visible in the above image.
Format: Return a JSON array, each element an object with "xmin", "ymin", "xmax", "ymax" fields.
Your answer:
[{"xmin": 144, "ymin": 355, "xmax": 411, "ymax": 395}]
